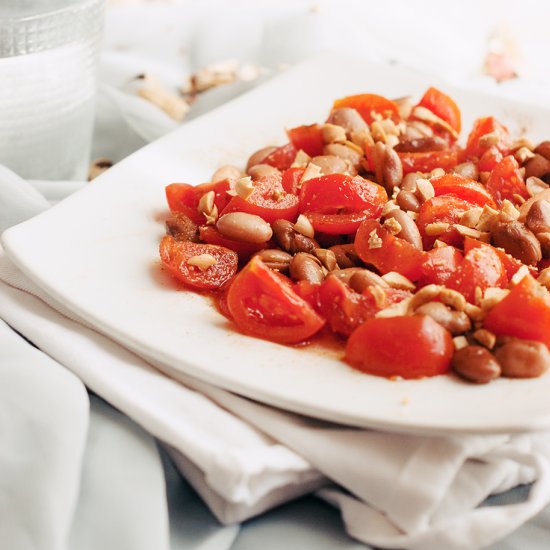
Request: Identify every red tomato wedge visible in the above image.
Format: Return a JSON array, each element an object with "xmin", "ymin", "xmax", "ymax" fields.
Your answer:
[
  {"xmin": 293, "ymin": 280, "xmax": 322, "ymax": 310},
  {"xmin": 430, "ymin": 173, "xmax": 495, "ymax": 207},
  {"xmin": 465, "ymin": 116, "xmax": 511, "ymax": 159},
  {"xmin": 355, "ymin": 219, "xmax": 425, "ymax": 281},
  {"xmin": 463, "ymin": 237, "xmax": 527, "ymax": 282},
  {"xmin": 159, "ymin": 236, "xmax": 238, "ymax": 290},
  {"xmin": 305, "ymin": 212, "xmax": 375, "ymax": 235},
  {"xmin": 199, "ymin": 226, "xmax": 266, "ymax": 260},
  {"xmin": 226, "ymin": 257, "xmax": 325, "ymax": 344},
  {"xmin": 398, "ymin": 149, "xmax": 459, "ymax": 174},
  {"xmin": 446, "ymin": 245, "xmax": 507, "ymax": 303},
  {"xmin": 263, "ymin": 143, "xmax": 297, "ymax": 171},
  {"xmin": 484, "ymin": 275, "xmax": 550, "ymax": 348},
  {"xmin": 418, "ymin": 245, "xmax": 463, "ymax": 287},
  {"xmin": 477, "ymin": 146, "xmax": 503, "ymax": 172},
  {"xmin": 222, "ymin": 174, "xmax": 300, "ymax": 223},
  {"xmin": 346, "ymin": 315, "xmax": 453, "ymax": 379},
  {"xmin": 418, "ymin": 87, "xmax": 461, "ymax": 133},
  {"xmin": 164, "ymin": 183, "xmax": 199, "ymax": 215},
  {"xmin": 486, "ymin": 155, "xmax": 529, "ymax": 206},
  {"xmin": 194, "ymin": 178, "xmax": 233, "ymax": 214},
  {"xmin": 333, "ymin": 93, "xmax": 399, "ymax": 124},
  {"xmin": 299, "ymin": 174, "xmax": 387, "ymax": 234},
  {"xmin": 287, "ymin": 124, "xmax": 324, "ymax": 157},
  {"xmin": 317, "ymin": 276, "xmax": 378, "ymax": 337},
  {"xmin": 417, "ymin": 195, "xmax": 474, "ymax": 249},
  {"xmin": 281, "ymin": 167, "xmax": 305, "ymax": 195}
]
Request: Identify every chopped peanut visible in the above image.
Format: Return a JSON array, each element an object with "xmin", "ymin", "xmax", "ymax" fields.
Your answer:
[
  {"xmin": 381, "ymin": 272, "xmax": 416, "ymax": 291},
  {"xmin": 294, "ymin": 214, "xmax": 315, "ymax": 238},
  {"xmin": 425, "ymin": 222, "xmax": 450, "ymax": 236},
  {"xmin": 187, "ymin": 254, "xmax": 217, "ymax": 271},
  {"xmin": 368, "ymin": 229, "xmax": 383, "ymax": 249}
]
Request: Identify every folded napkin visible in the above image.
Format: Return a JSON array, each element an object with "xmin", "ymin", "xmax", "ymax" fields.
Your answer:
[{"xmin": 2, "ymin": 171, "xmax": 550, "ymax": 550}]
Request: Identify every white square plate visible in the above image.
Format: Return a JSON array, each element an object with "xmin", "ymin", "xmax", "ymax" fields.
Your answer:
[{"xmin": 4, "ymin": 53, "xmax": 550, "ymax": 434}]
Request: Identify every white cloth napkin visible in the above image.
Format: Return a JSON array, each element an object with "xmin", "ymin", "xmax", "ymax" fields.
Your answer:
[
  {"xmin": 0, "ymin": 318, "xmax": 88, "ymax": 550},
  {"xmin": 2, "ymin": 168, "xmax": 550, "ymax": 549}
]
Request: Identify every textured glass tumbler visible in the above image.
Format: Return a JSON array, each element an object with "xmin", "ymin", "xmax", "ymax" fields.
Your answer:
[{"xmin": 0, "ymin": 0, "xmax": 106, "ymax": 180}]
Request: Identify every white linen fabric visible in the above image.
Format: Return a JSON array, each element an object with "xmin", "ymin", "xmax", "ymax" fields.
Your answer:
[
  {"xmin": 2, "ymin": 248, "xmax": 550, "ymax": 549},
  {"xmin": 3, "ymin": 1, "xmax": 550, "ymax": 549}
]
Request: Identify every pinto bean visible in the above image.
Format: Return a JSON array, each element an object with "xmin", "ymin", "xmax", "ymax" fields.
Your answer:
[
  {"xmin": 323, "ymin": 143, "xmax": 362, "ymax": 172},
  {"xmin": 526, "ymin": 199, "xmax": 550, "ymax": 234},
  {"xmin": 534, "ymin": 141, "xmax": 550, "ymax": 160},
  {"xmin": 310, "ymin": 155, "xmax": 348, "ymax": 175},
  {"xmin": 525, "ymin": 154, "xmax": 550, "ymax": 179},
  {"xmin": 165, "ymin": 213, "xmax": 199, "ymax": 242},
  {"xmin": 326, "ymin": 108, "xmax": 368, "ymax": 135},
  {"xmin": 247, "ymin": 164, "xmax": 280, "ymax": 179},
  {"xmin": 415, "ymin": 302, "xmax": 471, "ymax": 335},
  {"xmin": 383, "ymin": 147, "xmax": 403, "ymax": 190},
  {"xmin": 211, "ymin": 164, "xmax": 243, "ymax": 183},
  {"xmin": 401, "ymin": 172, "xmax": 423, "ymax": 193},
  {"xmin": 348, "ymin": 269, "xmax": 389, "ymax": 292},
  {"xmin": 495, "ymin": 339, "xmax": 550, "ymax": 378},
  {"xmin": 452, "ymin": 345, "xmax": 501, "ymax": 384},
  {"xmin": 272, "ymin": 219, "xmax": 317, "ymax": 254},
  {"xmin": 394, "ymin": 136, "xmax": 448, "ymax": 153},
  {"xmin": 490, "ymin": 220, "xmax": 542, "ymax": 265},
  {"xmin": 519, "ymin": 189, "xmax": 550, "ymax": 222},
  {"xmin": 329, "ymin": 244, "xmax": 362, "ymax": 268},
  {"xmin": 253, "ymin": 249, "xmax": 292, "ymax": 271},
  {"xmin": 452, "ymin": 162, "xmax": 479, "ymax": 181},
  {"xmin": 327, "ymin": 267, "xmax": 363, "ymax": 285},
  {"xmin": 216, "ymin": 212, "xmax": 273, "ymax": 243},
  {"xmin": 322, "ymin": 124, "xmax": 347, "ymax": 144},
  {"xmin": 537, "ymin": 231, "xmax": 550, "ymax": 257},
  {"xmin": 384, "ymin": 208, "xmax": 422, "ymax": 249},
  {"xmin": 289, "ymin": 253, "xmax": 325, "ymax": 284},
  {"xmin": 396, "ymin": 189, "xmax": 421, "ymax": 213},
  {"xmin": 246, "ymin": 146, "xmax": 277, "ymax": 170}
]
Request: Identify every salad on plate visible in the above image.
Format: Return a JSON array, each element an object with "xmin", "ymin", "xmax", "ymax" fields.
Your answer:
[{"xmin": 158, "ymin": 86, "xmax": 550, "ymax": 385}]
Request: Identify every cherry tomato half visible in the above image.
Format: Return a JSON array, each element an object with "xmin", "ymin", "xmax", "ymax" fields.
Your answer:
[
  {"xmin": 165, "ymin": 183, "xmax": 203, "ymax": 223},
  {"xmin": 477, "ymin": 146, "xmax": 503, "ymax": 172},
  {"xmin": 418, "ymin": 245, "xmax": 463, "ymax": 287},
  {"xmin": 193, "ymin": 178, "xmax": 233, "ymax": 214},
  {"xmin": 199, "ymin": 226, "xmax": 267, "ymax": 261},
  {"xmin": 398, "ymin": 149, "xmax": 459, "ymax": 175},
  {"xmin": 430, "ymin": 173, "xmax": 495, "ymax": 207},
  {"xmin": 333, "ymin": 93, "xmax": 399, "ymax": 124},
  {"xmin": 226, "ymin": 257, "xmax": 325, "ymax": 344},
  {"xmin": 299, "ymin": 174, "xmax": 387, "ymax": 234},
  {"xmin": 417, "ymin": 195, "xmax": 474, "ymax": 249},
  {"xmin": 464, "ymin": 116, "xmax": 511, "ymax": 160},
  {"xmin": 263, "ymin": 143, "xmax": 298, "ymax": 171},
  {"xmin": 484, "ymin": 275, "xmax": 550, "ymax": 348},
  {"xmin": 355, "ymin": 219, "xmax": 425, "ymax": 281},
  {"xmin": 463, "ymin": 237, "xmax": 527, "ymax": 283},
  {"xmin": 417, "ymin": 86, "xmax": 461, "ymax": 133},
  {"xmin": 485, "ymin": 155, "xmax": 529, "ymax": 206},
  {"xmin": 222, "ymin": 173, "xmax": 300, "ymax": 223},
  {"xmin": 446, "ymin": 244, "xmax": 507, "ymax": 303},
  {"xmin": 317, "ymin": 276, "xmax": 378, "ymax": 337},
  {"xmin": 281, "ymin": 167, "xmax": 305, "ymax": 195},
  {"xmin": 346, "ymin": 315, "xmax": 453, "ymax": 379},
  {"xmin": 159, "ymin": 236, "xmax": 238, "ymax": 290},
  {"xmin": 287, "ymin": 124, "xmax": 324, "ymax": 157}
]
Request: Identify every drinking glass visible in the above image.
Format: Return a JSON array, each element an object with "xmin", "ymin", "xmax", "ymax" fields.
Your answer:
[{"xmin": 0, "ymin": 0, "xmax": 106, "ymax": 180}]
